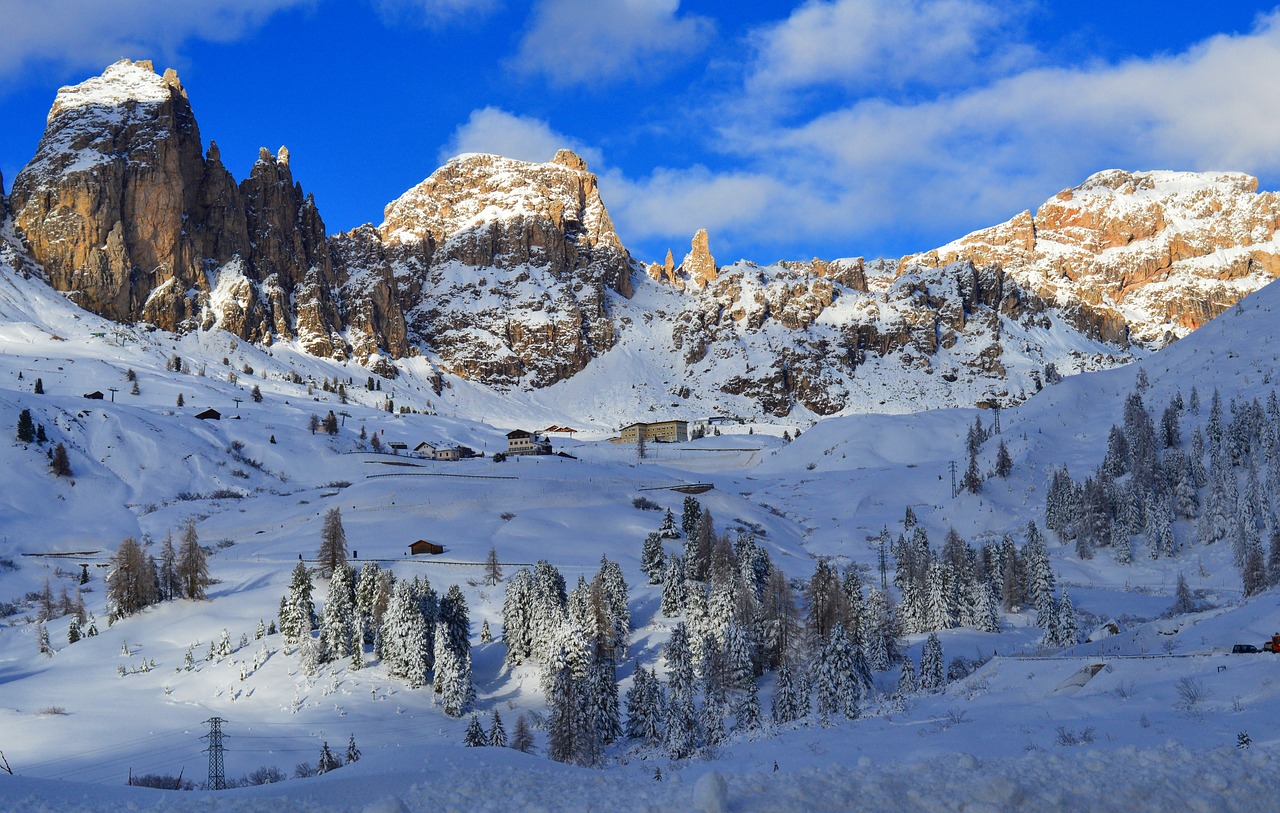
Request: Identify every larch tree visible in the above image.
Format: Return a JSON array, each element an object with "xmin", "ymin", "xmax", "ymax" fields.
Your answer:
[
  {"xmin": 317, "ymin": 507, "xmax": 348, "ymax": 578},
  {"xmin": 176, "ymin": 521, "xmax": 210, "ymax": 600},
  {"xmin": 106, "ymin": 536, "xmax": 159, "ymax": 621}
]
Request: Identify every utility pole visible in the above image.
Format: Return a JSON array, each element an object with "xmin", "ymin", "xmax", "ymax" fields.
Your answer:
[
  {"xmin": 949, "ymin": 460, "xmax": 958, "ymax": 498},
  {"xmin": 202, "ymin": 716, "xmax": 227, "ymax": 790},
  {"xmin": 232, "ymin": 398, "xmax": 242, "ymax": 416},
  {"xmin": 107, "ymin": 387, "xmax": 118, "ymax": 402}
]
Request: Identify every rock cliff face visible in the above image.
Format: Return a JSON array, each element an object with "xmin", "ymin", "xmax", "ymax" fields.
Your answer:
[
  {"xmin": 9, "ymin": 60, "xmax": 405, "ymax": 363},
  {"xmin": 900, "ymin": 170, "xmax": 1280, "ymax": 347},
  {"xmin": 356, "ymin": 150, "xmax": 636, "ymax": 388}
]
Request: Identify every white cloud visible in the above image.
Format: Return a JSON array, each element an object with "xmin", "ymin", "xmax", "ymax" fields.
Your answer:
[
  {"xmin": 373, "ymin": 0, "xmax": 499, "ymax": 26},
  {"xmin": 746, "ymin": 0, "xmax": 1031, "ymax": 98},
  {"xmin": 0, "ymin": 0, "xmax": 311, "ymax": 81},
  {"xmin": 440, "ymin": 107, "xmax": 603, "ymax": 167},
  {"xmin": 511, "ymin": 0, "xmax": 713, "ymax": 88},
  {"xmin": 609, "ymin": 11, "xmax": 1280, "ymax": 261}
]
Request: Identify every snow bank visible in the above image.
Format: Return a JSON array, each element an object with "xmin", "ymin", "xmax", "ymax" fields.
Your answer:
[{"xmin": 3, "ymin": 743, "xmax": 1273, "ymax": 812}]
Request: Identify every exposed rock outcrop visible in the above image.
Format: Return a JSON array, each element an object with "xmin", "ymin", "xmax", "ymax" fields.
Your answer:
[
  {"xmin": 679, "ymin": 228, "xmax": 717, "ymax": 289},
  {"xmin": 366, "ymin": 151, "xmax": 636, "ymax": 387},
  {"xmin": 9, "ymin": 60, "xmax": 404, "ymax": 364},
  {"xmin": 900, "ymin": 170, "xmax": 1280, "ymax": 346}
]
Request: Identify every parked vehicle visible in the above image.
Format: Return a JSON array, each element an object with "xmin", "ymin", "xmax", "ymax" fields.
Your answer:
[{"xmin": 1233, "ymin": 644, "xmax": 1260, "ymax": 654}]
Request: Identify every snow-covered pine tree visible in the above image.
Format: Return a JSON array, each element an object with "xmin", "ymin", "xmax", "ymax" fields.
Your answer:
[
  {"xmin": 593, "ymin": 555, "xmax": 630, "ymax": 661},
  {"xmin": 464, "ymin": 715, "xmax": 486, "ymax": 746},
  {"xmin": 681, "ymin": 496, "xmax": 701, "ymax": 543},
  {"xmin": 734, "ymin": 674, "xmax": 761, "ymax": 733},
  {"xmin": 641, "ymin": 532, "xmax": 667, "ymax": 585},
  {"xmin": 659, "ymin": 507, "xmax": 681, "ymax": 539},
  {"xmin": 815, "ymin": 624, "xmax": 859, "ymax": 721},
  {"xmin": 487, "ymin": 711, "xmax": 508, "ymax": 747},
  {"xmin": 480, "ymin": 619, "xmax": 492, "ymax": 643},
  {"xmin": 434, "ymin": 620, "xmax": 475, "ymax": 717},
  {"xmin": 806, "ymin": 557, "xmax": 851, "ymax": 642},
  {"xmin": 660, "ymin": 555, "xmax": 687, "ymax": 617},
  {"xmin": 67, "ymin": 615, "xmax": 81, "ymax": 644},
  {"xmin": 502, "ymin": 568, "xmax": 535, "ymax": 665},
  {"xmin": 439, "ymin": 584, "xmax": 471, "ymax": 662},
  {"xmin": 771, "ymin": 658, "xmax": 804, "ymax": 725},
  {"xmin": 924, "ymin": 559, "xmax": 951, "ymax": 631},
  {"xmin": 664, "ymin": 622, "xmax": 696, "ymax": 703},
  {"xmin": 382, "ymin": 580, "xmax": 428, "ymax": 687},
  {"xmin": 665, "ymin": 694, "xmax": 701, "ymax": 760},
  {"xmin": 862, "ymin": 587, "xmax": 895, "ymax": 671},
  {"xmin": 919, "ymin": 633, "xmax": 944, "ymax": 692},
  {"xmin": 346, "ymin": 734, "xmax": 361, "ymax": 763},
  {"xmin": 323, "ymin": 564, "xmax": 356, "ymax": 659},
  {"xmin": 1056, "ymin": 589, "xmax": 1078, "ymax": 647},
  {"xmin": 995, "ymin": 439, "xmax": 1013, "ymax": 478},
  {"xmin": 896, "ymin": 655, "xmax": 918, "ymax": 697},
  {"xmin": 280, "ymin": 561, "xmax": 316, "ymax": 646},
  {"xmin": 317, "ymin": 742, "xmax": 341, "ymax": 773}
]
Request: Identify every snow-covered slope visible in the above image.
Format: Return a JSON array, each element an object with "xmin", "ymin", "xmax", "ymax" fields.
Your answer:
[{"xmin": 5, "ymin": 171, "xmax": 1280, "ymax": 809}]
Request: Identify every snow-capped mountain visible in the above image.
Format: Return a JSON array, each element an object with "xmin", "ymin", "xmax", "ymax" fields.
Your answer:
[{"xmin": 8, "ymin": 60, "xmax": 1280, "ymax": 422}]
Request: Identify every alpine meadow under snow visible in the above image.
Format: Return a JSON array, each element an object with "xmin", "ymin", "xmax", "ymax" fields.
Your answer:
[{"xmin": 7, "ymin": 60, "xmax": 1280, "ymax": 813}]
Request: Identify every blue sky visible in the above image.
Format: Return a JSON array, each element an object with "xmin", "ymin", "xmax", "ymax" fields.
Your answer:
[{"xmin": 2, "ymin": 1, "xmax": 1279, "ymax": 265}]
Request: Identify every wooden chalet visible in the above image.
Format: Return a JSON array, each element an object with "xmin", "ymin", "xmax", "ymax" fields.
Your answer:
[
  {"xmin": 195, "ymin": 408, "xmax": 221, "ymax": 420},
  {"xmin": 409, "ymin": 540, "xmax": 445, "ymax": 555}
]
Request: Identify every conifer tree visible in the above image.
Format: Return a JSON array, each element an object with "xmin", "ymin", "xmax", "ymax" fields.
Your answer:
[
  {"xmin": 106, "ymin": 536, "xmax": 159, "ymax": 620},
  {"xmin": 16, "ymin": 408, "xmax": 35, "ymax": 443},
  {"xmin": 464, "ymin": 715, "xmax": 487, "ymax": 746},
  {"xmin": 502, "ymin": 568, "xmax": 535, "ymax": 665},
  {"xmin": 897, "ymin": 655, "xmax": 918, "ymax": 697},
  {"xmin": 50, "ymin": 443, "xmax": 72, "ymax": 477},
  {"xmin": 995, "ymin": 439, "xmax": 1013, "ymax": 478},
  {"xmin": 317, "ymin": 508, "xmax": 348, "ymax": 578},
  {"xmin": 919, "ymin": 633, "xmax": 944, "ymax": 691},
  {"xmin": 157, "ymin": 532, "xmax": 179, "ymax": 601},
  {"xmin": 323, "ymin": 564, "xmax": 357, "ymax": 658},
  {"xmin": 382, "ymin": 580, "xmax": 428, "ymax": 686},
  {"xmin": 658, "ymin": 508, "xmax": 681, "ymax": 539},
  {"xmin": 346, "ymin": 734, "xmax": 361, "ymax": 763},
  {"xmin": 665, "ymin": 694, "xmax": 701, "ymax": 760},
  {"xmin": 1056, "ymin": 589, "xmax": 1078, "ymax": 647},
  {"xmin": 67, "ymin": 615, "xmax": 81, "ymax": 644},
  {"xmin": 488, "ymin": 711, "xmax": 508, "ymax": 748},
  {"xmin": 510, "ymin": 713, "xmax": 535, "ymax": 753},
  {"xmin": 480, "ymin": 619, "xmax": 492, "ymax": 643},
  {"xmin": 771, "ymin": 658, "xmax": 804, "ymax": 725},
  {"xmin": 280, "ymin": 561, "xmax": 316, "ymax": 646},
  {"xmin": 176, "ymin": 521, "xmax": 210, "ymax": 600},
  {"xmin": 641, "ymin": 532, "xmax": 667, "ymax": 584},
  {"xmin": 660, "ymin": 555, "xmax": 686, "ymax": 617},
  {"xmin": 664, "ymin": 623, "xmax": 696, "ymax": 703},
  {"xmin": 316, "ymin": 742, "xmax": 341, "ymax": 773}
]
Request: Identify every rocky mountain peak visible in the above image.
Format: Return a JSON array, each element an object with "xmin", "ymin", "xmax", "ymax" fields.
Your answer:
[
  {"xmin": 900, "ymin": 169, "xmax": 1280, "ymax": 346},
  {"xmin": 680, "ymin": 228, "xmax": 718, "ymax": 289},
  {"xmin": 551, "ymin": 148, "xmax": 589, "ymax": 172}
]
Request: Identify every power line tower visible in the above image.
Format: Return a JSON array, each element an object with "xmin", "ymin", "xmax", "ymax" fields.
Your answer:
[
  {"xmin": 202, "ymin": 717, "xmax": 227, "ymax": 790},
  {"xmin": 949, "ymin": 460, "xmax": 958, "ymax": 498},
  {"xmin": 992, "ymin": 405, "xmax": 1001, "ymax": 435}
]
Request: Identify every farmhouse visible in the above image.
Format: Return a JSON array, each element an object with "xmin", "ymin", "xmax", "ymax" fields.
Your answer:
[
  {"xmin": 195, "ymin": 408, "xmax": 221, "ymax": 420},
  {"xmin": 414, "ymin": 441, "xmax": 438, "ymax": 457},
  {"xmin": 409, "ymin": 540, "xmax": 445, "ymax": 555},
  {"xmin": 506, "ymin": 429, "xmax": 552, "ymax": 456},
  {"xmin": 617, "ymin": 420, "xmax": 688, "ymax": 444},
  {"xmin": 83, "ymin": 391, "xmax": 104, "ymax": 400}
]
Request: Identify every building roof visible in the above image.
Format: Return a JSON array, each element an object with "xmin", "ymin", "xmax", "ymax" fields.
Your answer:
[
  {"xmin": 507, "ymin": 429, "xmax": 533, "ymax": 438},
  {"xmin": 195, "ymin": 408, "xmax": 221, "ymax": 419}
]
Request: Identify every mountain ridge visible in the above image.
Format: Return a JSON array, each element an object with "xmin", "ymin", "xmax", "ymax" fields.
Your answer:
[{"xmin": 7, "ymin": 60, "xmax": 1280, "ymax": 418}]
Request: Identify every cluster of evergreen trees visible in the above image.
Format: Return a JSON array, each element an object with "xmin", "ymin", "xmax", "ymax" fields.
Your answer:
[
  {"xmin": 501, "ymin": 556, "xmax": 629, "ymax": 765},
  {"xmin": 278, "ymin": 543, "xmax": 476, "ymax": 716},
  {"xmin": 105, "ymin": 522, "xmax": 210, "ymax": 622},
  {"xmin": 1045, "ymin": 377, "xmax": 1280, "ymax": 595}
]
